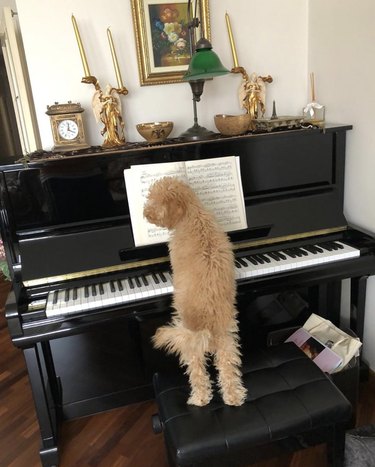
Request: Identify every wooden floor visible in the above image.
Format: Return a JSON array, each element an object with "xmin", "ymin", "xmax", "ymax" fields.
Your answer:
[{"xmin": 1, "ymin": 279, "xmax": 375, "ymax": 467}]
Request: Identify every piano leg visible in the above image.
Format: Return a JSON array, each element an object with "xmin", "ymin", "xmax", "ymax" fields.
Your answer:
[
  {"xmin": 23, "ymin": 342, "xmax": 61, "ymax": 467},
  {"xmin": 350, "ymin": 275, "xmax": 368, "ymax": 343},
  {"xmin": 315, "ymin": 281, "xmax": 342, "ymax": 326}
]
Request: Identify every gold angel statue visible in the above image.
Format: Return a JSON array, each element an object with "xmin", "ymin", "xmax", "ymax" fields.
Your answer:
[
  {"xmin": 83, "ymin": 76, "xmax": 128, "ymax": 148},
  {"xmin": 232, "ymin": 66, "xmax": 273, "ymax": 121}
]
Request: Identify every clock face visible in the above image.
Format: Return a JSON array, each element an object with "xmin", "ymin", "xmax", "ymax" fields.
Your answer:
[{"xmin": 58, "ymin": 119, "xmax": 79, "ymax": 140}]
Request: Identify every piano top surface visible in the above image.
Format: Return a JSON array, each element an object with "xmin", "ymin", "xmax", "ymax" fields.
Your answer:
[{"xmin": 0, "ymin": 124, "xmax": 353, "ymax": 283}]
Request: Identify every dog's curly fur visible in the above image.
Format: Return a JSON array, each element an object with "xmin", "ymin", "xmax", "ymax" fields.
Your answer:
[{"xmin": 143, "ymin": 176, "xmax": 247, "ymax": 406}]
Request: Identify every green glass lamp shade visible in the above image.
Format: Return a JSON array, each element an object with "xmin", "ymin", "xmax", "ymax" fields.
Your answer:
[{"xmin": 183, "ymin": 38, "xmax": 230, "ymax": 81}]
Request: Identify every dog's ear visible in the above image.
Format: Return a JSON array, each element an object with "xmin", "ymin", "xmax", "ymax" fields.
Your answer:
[{"xmin": 164, "ymin": 199, "xmax": 185, "ymax": 228}]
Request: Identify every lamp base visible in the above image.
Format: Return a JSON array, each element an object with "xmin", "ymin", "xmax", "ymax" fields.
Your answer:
[{"xmin": 179, "ymin": 123, "xmax": 216, "ymax": 141}]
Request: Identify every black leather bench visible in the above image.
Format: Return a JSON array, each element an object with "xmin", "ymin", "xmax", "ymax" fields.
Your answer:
[{"xmin": 152, "ymin": 343, "xmax": 352, "ymax": 467}]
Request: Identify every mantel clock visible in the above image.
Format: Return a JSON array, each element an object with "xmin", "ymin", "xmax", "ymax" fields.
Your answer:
[{"xmin": 46, "ymin": 101, "xmax": 90, "ymax": 151}]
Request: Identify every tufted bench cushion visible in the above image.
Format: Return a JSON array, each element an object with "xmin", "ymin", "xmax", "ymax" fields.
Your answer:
[{"xmin": 153, "ymin": 343, "xmax": 352, "ymax": 467}]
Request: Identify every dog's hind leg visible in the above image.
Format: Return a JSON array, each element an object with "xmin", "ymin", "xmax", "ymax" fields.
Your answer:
[
  {"xmin": 213, "ymin": 332, "xmax": 247, "ymax": 406},
  {"xmin": 153, "ymin": 323, "xmax": 213, "ymax": 406},
  {"xmin": 182, "ymin": 330, "xmax": 213, "ymax": 407}
]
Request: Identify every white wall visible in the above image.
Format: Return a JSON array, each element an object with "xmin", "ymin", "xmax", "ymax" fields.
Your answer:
[
  {"xmin": 308, "ymin": 0, "xmax": 375, "ymax": 370},
  {"xmin": 15, "ymin": 0, "xmax": 308, "ymax": 148}
]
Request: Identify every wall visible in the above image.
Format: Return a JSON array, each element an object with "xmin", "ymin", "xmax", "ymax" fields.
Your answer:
[
  {"xmin": 15, "ymin": 0, "xmax": 308, "ymax": 148},
  {"xmin": 308, "ymin": 0, "xmax": 375, "ymax": 370},
  {"xmin": 0, "ymin": 0, "xmax": 15, "ymax": 9}
]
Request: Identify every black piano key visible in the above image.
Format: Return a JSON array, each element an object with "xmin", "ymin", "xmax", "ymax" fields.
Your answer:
[
  {"xmin": 246, "ymin": 256, "xmax": 259, "ymax": 265},
  {"xmin": 141, "ymin": 275, "xmax": 149, "ymax": 286},
  {"xmin": 333, "ymin": 242, "xmax": 344, "ymax": 249},
  {"xmin": 268, "ymin": 252, "xmax": 281, "ymax": 261},
  {"xmin": 320, "ymin": 241, "xmax": 342, "ymax": 251},
  {"xmin": 296, "ymin": 248, "xmax": 309, "ymax": 256},
  {"xmin": 237, "ymin": 258, "xmax": 248, "ymax": 267},
  {"xmin": 73, "ymin": 287, "xmax": 78, "ymax": 300},
  {"xmin": 290, "ymin": 248, "xmax": 303, "ymax": 257},
  {"xmin": 152, "ymin": 272, "xmax": 160, "ymax": 284},
  {"xmin": 99, "ymin": 283, "xmax": 105, "ymax": 295},
  {"xmin": 117, "ymin": 279, "xmax": 124, "ymax": 291},
  {"xmin": 110, "ymin": 280, "xmax": 116, "ymax": 293},
  {"xmin": 318, "ymin": 242, "xmax": 333, "ymax": 251},
  {"xmin": 64, "ymin": 289, "xmax": 70, "ymax": 302},
  {"xmin": 258, "ymin": 254, "xmax": 271, "ymax": 263},
  {"xmin": 84, "ymin": 285, "xmax": 89, "ymax": 298},
  {"xmin": 53, "ymin": 290, "xmax": 59, "ymax": 304},
  {"xmin": 134, "ymin": 276, "xmax": 142, "ymax": 288},
  {"xmin": 91, "ymin": 284, "xmax": 97, "ymax": 296},
  {"xmin": 253, "ymin": 254, "xmax": 265, "ymax": 264},
  {"xmin": 283, "ymin": 249, "xmax": 297, "ymax": 258},
  {"xmin": 128, "ymin": 277, "xmax": 135, "ymax": 289},
  {"xmin": 303, "ymin": 245, "xmax": 319, "ymax": 254},
  {"xmin": 159, "ymin": 271, "xmax": 167, "ymax": 283},
  {"xmin": 235, "ymin": 260, "xmax": 242, "ymax": 268},
  {"xmin": 275, "ymin": 251, "xmax": 287, "ymax": 260}
]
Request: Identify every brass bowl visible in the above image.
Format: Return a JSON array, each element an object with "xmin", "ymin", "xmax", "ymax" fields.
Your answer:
[
  {"xmin": 136, "ymin": 121, "xmax": 173, "ymax": 143},
  {"xmin": 214, "ymin": 114, "xmax": 252, "ymax": 136}
]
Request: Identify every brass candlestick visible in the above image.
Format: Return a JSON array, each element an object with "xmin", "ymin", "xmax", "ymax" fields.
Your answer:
[
  {"xmin": 72, "ymin": 15, "xmax": 128, "ymax": 148},
  {"xmin": 225, "ymin": 12, "xmax": 272, "ymax": 125}
]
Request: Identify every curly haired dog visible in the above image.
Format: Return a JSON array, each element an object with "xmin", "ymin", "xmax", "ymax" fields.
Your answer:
[{"xmin": 143, "ymin": 176, "xmax": 247, "ymax": 406}]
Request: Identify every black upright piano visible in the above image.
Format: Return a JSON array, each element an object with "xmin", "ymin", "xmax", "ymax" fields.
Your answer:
[{"xmin": 1, "ymin": 124, "xmax": 375, "ymax": 466}]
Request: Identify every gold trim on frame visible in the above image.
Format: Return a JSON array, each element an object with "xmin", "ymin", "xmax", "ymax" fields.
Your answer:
[{"xmin": 131, "ymin": 0, "xmax": 211, "ymax": 86}]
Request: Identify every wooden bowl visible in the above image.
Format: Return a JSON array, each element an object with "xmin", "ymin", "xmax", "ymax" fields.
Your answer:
[
  {"xmin": 136, "ymin": 121, "xmax": 173, "ymax": 143},
  {"xmin": 214, "ymin": 114, "xmax": 251, "ymax": 136}
]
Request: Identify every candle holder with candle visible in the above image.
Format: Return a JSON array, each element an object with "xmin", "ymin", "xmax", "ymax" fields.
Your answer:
[
  {"xmin": 72, "ymin": 16, "xmax": 129, "ymax": 148},
  {"xmin": 225, "ymin": 12, "xmax": 272, "ymax": 128}
]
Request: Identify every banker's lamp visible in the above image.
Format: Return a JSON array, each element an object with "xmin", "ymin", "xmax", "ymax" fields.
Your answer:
[{"xmin": 180, "ymin": 0, "xmax": 230, "ymax": 140}]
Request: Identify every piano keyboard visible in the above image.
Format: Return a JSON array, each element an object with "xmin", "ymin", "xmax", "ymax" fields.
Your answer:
[{"xmin": 44, "ymin": 241, "xmax": 359, "ymax": 317}]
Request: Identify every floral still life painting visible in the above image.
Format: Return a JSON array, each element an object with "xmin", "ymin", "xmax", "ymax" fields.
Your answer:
[
  {"xmin": 150, "ymin": 4, "xmax": 190, "ymax": 68},
  {"xmin": 131, "ymin": 0, "xmax": 210, "ymax": 85}
]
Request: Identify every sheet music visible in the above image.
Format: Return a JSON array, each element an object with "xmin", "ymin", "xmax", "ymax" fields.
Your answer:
[
  {"xmin": 124, "ymin": 156, "xmax": 247, "ymax": 246},
  {"xmin": 185, "ymin": 157, "xmax": 246, "ymax": 231}
]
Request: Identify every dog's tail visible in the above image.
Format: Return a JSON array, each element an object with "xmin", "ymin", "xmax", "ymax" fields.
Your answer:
[{"xmin": 152, "ymin": 322, "xmax": 211, "ymax": 362}]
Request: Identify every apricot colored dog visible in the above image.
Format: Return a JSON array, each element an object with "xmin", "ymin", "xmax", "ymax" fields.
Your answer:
[{"xmin": 143, "ymin": 176, "xmax": 246, "ymax": 406}]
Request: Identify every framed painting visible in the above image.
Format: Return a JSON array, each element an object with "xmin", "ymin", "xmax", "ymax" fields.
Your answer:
[{"xmin": 131, "ymin": 0, "xmax": 211, "ymax": 86}]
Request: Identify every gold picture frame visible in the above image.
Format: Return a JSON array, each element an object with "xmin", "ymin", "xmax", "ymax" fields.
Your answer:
[{"xmin": 131, "ymin": 0, "xmax": 211, "ymax": 86}]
